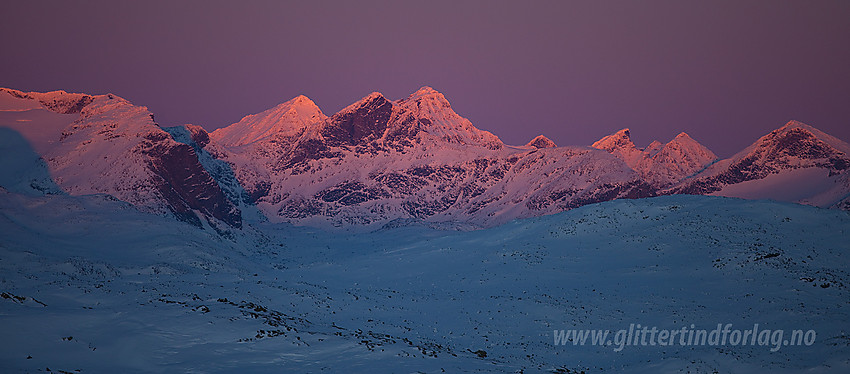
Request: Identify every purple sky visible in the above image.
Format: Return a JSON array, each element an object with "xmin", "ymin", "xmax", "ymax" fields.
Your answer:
[{"xmin": 2, "ymin": 0, "xmax": 849, "ymax": 156}]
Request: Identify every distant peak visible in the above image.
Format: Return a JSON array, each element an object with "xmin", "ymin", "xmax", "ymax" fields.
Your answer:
[
  {"xmin": 283, "ymin": 94, "xmax": 319, "ymax": 110},
  {"xmin": 402, "ymin": 86, "xmax": 450, "ymax": 105},
  {"xmin": 751, "ymin": 120, "xmax": 850, "ymax": 156},
  {"xmin": 364, "ymin": 92, "xmax": 386, "ymax": 101},
  {"xmin": 292, "ymin": 94, "xmax": 312, "ymax": 103},
  {"xmin": 592, "ymin": 128, "xmax": 634, "ymax": 151},
  {"xmin": 778, "ymin": 120, "xmax": 817, "ymax": 133},
  {"xmin": 671, "ymin": 132, "xmax": 696, "ymax": 142},
  {"xmin": 526, "ymin": 135, "xmax": 556, "ymax": 148},
  {"xmin": 210, "ymin": 93, "xmax": 327, "ymax": 146},
  {"xmin": 413, "ymin": 86, "xmax": 439, "ymax": 95}
]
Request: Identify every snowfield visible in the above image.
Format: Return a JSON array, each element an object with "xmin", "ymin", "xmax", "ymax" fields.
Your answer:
[{"xmin": 1, "ymin": 189, "xmax": 848, "ymax": 373}]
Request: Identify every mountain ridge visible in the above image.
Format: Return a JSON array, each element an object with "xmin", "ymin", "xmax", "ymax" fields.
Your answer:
[{"xmin": 3, "ymin": 86, "xmax": 849, "ymax": 231}]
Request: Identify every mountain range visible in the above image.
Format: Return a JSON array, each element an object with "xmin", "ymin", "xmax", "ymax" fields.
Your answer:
[{"xmin": 2, "ymin": 86, "xmax": 849, "ymax": 230}]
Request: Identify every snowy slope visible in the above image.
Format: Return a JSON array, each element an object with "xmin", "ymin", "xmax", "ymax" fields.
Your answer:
[
  {"xmin": 209, "ymin": 87, "xmax": 652, "ymax": 229},
  {"xmin": 209, "ymin": 95, "xmax": 327, "ymax": 147},
  {"xmin": 0, "ymin": 88, "xmax": 241, "ymax": 228},
  {"xmin": 673, "ymin": 121, "xmax": 850, "ymax": 209},
  {"xmin": 1, "ymin": 187, "xmax": 848, "ymax": 373},
  {"xmin": 593, "ymin": 128, "xmax": 717, "ymax": 187}
]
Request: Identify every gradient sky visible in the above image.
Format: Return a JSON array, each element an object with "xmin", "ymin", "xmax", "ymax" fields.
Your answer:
[{"xmin": 2, "ymin": 0, "xmax": 849, "ymax": 156}]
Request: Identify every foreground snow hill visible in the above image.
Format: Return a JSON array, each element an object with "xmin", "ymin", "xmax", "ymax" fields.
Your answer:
[{"xmin": 1, "ymin": 185, "xmax": 848, "ymax": 372}]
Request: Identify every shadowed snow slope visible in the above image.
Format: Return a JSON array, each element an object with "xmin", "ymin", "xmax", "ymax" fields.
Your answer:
[{"xmin": 0, "ymin": 189, "xmax": 848, "ymax": 372}]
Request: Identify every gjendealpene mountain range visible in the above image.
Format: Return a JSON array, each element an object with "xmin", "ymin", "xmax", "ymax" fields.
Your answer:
[
  {"xmin": 3, "ymin": 86, "xmax": 850, "ymax": 373},
  {"xmin": 2, "ymin": 86, "xmax": 849, "ymax": 231}
]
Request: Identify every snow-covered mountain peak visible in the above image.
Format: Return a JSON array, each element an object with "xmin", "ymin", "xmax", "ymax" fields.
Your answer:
[
  {"xmin": 739, "ymin": 120, "xmax": 850, "ymax": 160},
  {"xmin": 674, "ymin": 132, "xmax": 692, "ymax": 140},
  {"xmin": 210, "ymin": 94, "xmax": 327, "ymax": 147},
  {"xmin": 673, "ymin": 121, "xmax": 850, "ymax": 208},
  {"xmin": 665, "ymin": 132, "xmax": 715, "ymax": 156},
  {"xmin": 592, "ymin": 128, "xmax": 635, "ymax": 151},
  {"xmin": 328, "ymin": 92, "xmax": 390, "ymax": 120},
  {"xmin": 392, "ymin": 87, "xmax": 502, "ymax": 149},
  {"xmin": 412, "ymin": 85, "xmax": 439, "ymax": 95},
  {"xmin": 404, "ymin": 86, "xmax": 449, "ymax": 105},
  {"xmin": 526, "ymin": 135, "xmax": 557, "ymax": 148},
  {"xmin": 763, "ymin": 120, "xmax": 850, "ymax": 155},
  {"xmin": 592, "ymin": 128, "xmax": 717, "ymax": 188}
]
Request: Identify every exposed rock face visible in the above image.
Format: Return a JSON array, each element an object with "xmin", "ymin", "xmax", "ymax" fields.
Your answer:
[{"xmin": 139, "ymin": 132, "xmax": 241, "ymax": 228}]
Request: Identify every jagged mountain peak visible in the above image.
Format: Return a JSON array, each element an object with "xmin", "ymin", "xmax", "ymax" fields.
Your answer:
[
  {"xmin": 348, "ymin": 91, "xmax": 388, "ymax": 107},
  {"xmin": 413, "ymin": 86, "xmax": 439, "ymax": 95},
  {"xmin": 673, "ymin": 121, "xmax": 850, "ymax": 206},
  {"xmin": 665, "ymin": 132, "xmax": 714, "ymax": 156},
  {"xmin": 591, "ymin": 127, "xmax": 717, "ymax": 188},
  {"xmin": 592, "ymin": 128, "xmax": 635, "ymax": 151},
  {"xmin": 395, "ymin": 87, "xmax": 502, "ymax": 149},
  {"xmin": 764, "ymin": 120, "xmax": 850, "ymax": 155},
  {"xmin": 674, "ymin": 132, "xmax": 692, "ymax": 140},
  {"xmin": 403, "ymin": 86, "xmax": 449, "ymax": 105},
  {"xmin": 738, "ymin": 120, "xmax": 850, "ymax": 160},
  {"xmin": 397, "ymin": 86, "xmax": 452, "ymax": 111},
  {"xmin": 526, "ymin": 135, "xmax": 557, "ymax": 148}
]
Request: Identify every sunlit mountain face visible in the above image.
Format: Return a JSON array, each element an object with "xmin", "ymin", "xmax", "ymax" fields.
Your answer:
[{"xmin": 5, "ymin": 87, "xmax": 848, "ymax": 230}]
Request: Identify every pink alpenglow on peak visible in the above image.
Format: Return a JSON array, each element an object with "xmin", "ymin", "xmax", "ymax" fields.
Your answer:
[
  {"xmin": 210, "ymin": 95, "xmax": 326, "ymax": 147},
  {"xmin": 526, "ymin": 135, "xmax": 556, "ymax": 148},
  {"xmin": 592, "ymin": 128, "xmax": 634, "ymax": 152},
  {"xmin": 396, "ymin": 87, "xmax": 503, "ymax": 149},
  {"xmin": 674, "ymin": 120, "xmax": 850, "ymax": 209},
  {"xmin": 592, "ymin": 128, "xmax": 648, "ymax": 171},
  {"xmin": 593, "ymin": 128, "xmax": 717, "ymax": 187}
]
